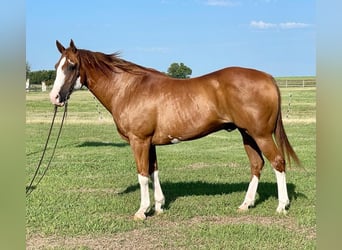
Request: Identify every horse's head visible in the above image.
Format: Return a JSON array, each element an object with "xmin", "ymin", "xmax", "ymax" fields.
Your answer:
[{"xmin": 49, "ymin": 39, "xmax": 83, "ymax": 106}]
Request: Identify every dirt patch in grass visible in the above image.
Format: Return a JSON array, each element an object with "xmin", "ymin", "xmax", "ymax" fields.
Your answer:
[
  {"xmin": 187, "ymin": 215, "xmax": 316, "ymax": 240},
  {"xmin": 68, "ymin": 187, "xmax": 123, "ymax": 194},
  {"xmin": 26, "ymin": 215, "xmax": 316, "ymax": 249},
  {"xmin": 283, "ymin": 118, "xmax": 316, "ymax": 124},
  {"xmin": 26, "ymin": 229, "xmax": 159, "ymax": 250},
  {"xmin": 187, "ymin": 162, "xmax": 242, "ymax": 170},
  {"xmin": 26, "ymin": 117, "xmax": 114, "ymax": 124},
  {"xmin": 187, "ymin": 162, "xmax": 211, "ymax": 170}
]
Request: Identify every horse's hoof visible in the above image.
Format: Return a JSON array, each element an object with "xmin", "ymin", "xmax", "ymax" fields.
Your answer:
[
  {"xmin": 276, "ymin": 201, "xmax": 289, "ymax": 214},
  {"xmin": 133, "ymin": 212, "xmax": 146, "ymax": 221},
  {"xmin": 155, "ymin": 209, "xmax": 164, "ymax": 215},
  {"xmin": 237, "ymin": 202, "xmax": 251, "ymax": 212},
  {"xmin": 276, "ymin": 206, "xmax": 288, "ymax": 215},
  {"xmin": 237, "ymin": 207, "xmax": 248, "ymax": 212}
]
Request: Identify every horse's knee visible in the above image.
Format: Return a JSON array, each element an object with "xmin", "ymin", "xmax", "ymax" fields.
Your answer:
[{"xmin": 250, "ymin": 159, "xmax": 264, "ymax": 179}]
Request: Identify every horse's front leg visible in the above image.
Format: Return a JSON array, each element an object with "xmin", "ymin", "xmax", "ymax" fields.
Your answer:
[
  {"xmin": 130, "ymin": 137, "xmax": 152, "ymax": 220},
  {"xmin": 149, "ymin": 145, "xmax": 165, "ymax": 215},
  {"xmin": 135, "ymin": 173, "xmax": 150, "ymax": 220},
  {"xmin": 151, "ymin": 171, "xmax": 165, "ymax": 214}
]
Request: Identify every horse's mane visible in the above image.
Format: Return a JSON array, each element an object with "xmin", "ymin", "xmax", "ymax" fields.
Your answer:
[{"xmin": 78, "ymin": 49, "xmax": 165, "ymax": 76}]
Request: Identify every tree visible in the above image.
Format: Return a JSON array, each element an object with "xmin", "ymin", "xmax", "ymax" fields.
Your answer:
[
  {"xmin": 28, "ymin": 70, "xmax": 56, "ymax": 85},
  {"xmin": 26, "ymin": 61, "xmax": 31, "ymax": 79},
  {"xmin": 167, "ymin": 62, "xmax": 192, "ymax": 79}
]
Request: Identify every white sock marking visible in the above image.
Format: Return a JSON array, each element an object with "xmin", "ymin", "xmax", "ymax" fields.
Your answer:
[
  {"xmin": 137, "ymin": 174, "xmax": 150, "ymax": 213},
  {"xmin": 274, "ymin": 169, "xmax": 290, "ymax": 213},
  {"xmin": 239, "ymin": 175, "xmax": 259, "ymax": 210},
  {"xmin": 151, "ymin": 171, "xmax": 165, "ymax": 213}
]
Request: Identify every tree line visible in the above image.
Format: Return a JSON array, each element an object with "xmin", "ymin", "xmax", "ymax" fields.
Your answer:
[
  {"xmin": 26, "ymin": 62, "xmax": 56, "ymax": 85},
  {"xmin": 26, "ymin": 61, "xmax": 192, "ymax": 85}
]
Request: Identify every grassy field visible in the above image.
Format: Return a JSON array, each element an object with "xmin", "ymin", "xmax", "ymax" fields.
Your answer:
[{"xmin": 26, "ymin": 87, "xmax": 316, "ymax": 249}]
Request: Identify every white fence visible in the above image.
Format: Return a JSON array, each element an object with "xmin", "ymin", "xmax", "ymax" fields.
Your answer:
[
  {"xmin": 25, "ymin": 82, "xmax": 51, "ymax": 92},
  {"xmin": 276, "ymin": 79, "xmax": 316, "ymax": 88}
]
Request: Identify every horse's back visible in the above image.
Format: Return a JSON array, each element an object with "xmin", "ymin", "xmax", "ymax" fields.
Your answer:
[{"xmin": 200, "ymin": 66, "xmax": 275, "ymax": 87}]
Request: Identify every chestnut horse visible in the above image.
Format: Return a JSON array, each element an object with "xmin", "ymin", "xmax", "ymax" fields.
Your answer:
[{"xmin": 50, "ymin": 40, "xmax": 299, "ymax": 220}]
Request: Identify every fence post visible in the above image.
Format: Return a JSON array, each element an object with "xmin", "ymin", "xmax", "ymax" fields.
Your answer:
[
  {"xmin": 26, "ymin": 78, "xmax": 30, "ymax": 92},
  {"xmin": 302, "ymin": 80, "xmax": 305, "ymax": 88},
  {"xmin": 41, "ymin": 81, "xmax": 47, "ymax": 92}
]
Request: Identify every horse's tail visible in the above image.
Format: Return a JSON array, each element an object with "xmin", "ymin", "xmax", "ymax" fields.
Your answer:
[{"xmin": 273, "ymin": 80, "xmax": 301, "ymax": 168}]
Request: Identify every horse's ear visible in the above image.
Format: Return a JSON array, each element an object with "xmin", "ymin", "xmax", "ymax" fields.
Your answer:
[
  {"xmin": 56, "ymin": 40, "xmax": 65, "ymax": 54},
  {"xmin": 70, "ymin": 39, "xmax": 77, "ymax": 53}
]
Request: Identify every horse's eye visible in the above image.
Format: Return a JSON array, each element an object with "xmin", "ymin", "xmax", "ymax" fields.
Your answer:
[
  {"xmin": 67, "ymin": 59, "xmax": 76, "ymax": 70},
  {"xmin": 68, "ymin": 64, "xmax": 76, "ymax": 70}
]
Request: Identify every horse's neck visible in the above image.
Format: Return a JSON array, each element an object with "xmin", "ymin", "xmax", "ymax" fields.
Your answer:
[{"xmin": 85, "ymin": 68, "xmax": 140, "ymax": 113}]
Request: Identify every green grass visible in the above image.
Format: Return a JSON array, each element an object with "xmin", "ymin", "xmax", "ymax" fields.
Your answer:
[{"xmin": 26, "ymin": 87, "xmax": 316, "ymax": 249}]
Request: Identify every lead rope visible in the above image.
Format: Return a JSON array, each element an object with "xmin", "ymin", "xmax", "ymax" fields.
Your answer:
[
  {"xmin": 92, "ymin": 94, "xmax": 103, "ymax": 120},
  {"xmin": 26, "ymin": 103, "xmax": 68, "ymax": 196}
]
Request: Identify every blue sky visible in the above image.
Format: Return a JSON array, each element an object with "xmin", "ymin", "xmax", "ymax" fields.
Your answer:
[{"xmin": 26, "ymin": 0, "xmax": 315, "ymax": 77}]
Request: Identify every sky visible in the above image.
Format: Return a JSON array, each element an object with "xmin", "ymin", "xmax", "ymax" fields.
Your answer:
[{"xmin": 26, "ymin": 0, "xmax": 315, "ymax": 77}]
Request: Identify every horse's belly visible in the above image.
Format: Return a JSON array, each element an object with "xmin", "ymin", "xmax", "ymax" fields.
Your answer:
[{"xmin": 151, "ymin": 118, "xmax": 225, "ymax": 145}]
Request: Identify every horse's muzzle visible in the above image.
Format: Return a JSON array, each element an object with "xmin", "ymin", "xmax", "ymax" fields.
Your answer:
[{"xmin": 49, "ymin": 90, "xmax": 66, "ymax": 107}]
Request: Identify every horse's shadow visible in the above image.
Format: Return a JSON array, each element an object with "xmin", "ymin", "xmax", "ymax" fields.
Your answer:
[
  {"xmin": 120, "ymin": 180, "xmax": 305, "ymax": 209},
  {"xmin": 77, "ymin": 141, "xmax": 129, "ymax": 148}
]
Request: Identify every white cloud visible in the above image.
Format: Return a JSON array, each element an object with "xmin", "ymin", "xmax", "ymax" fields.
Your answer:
[
  {"xmin": 279, "ymin": 22, "xmax": 310, "ymax": 29},
  {"xmin": 250, "ymin": 20, "xmax": 276, "ymax": 29},
  {"xmin": 250, "ymin": 20, "xmax": 311, "ymax": 30},
  {"xmin": 205, "ymin": 0, "xmax": 239, "ymax": 7}
]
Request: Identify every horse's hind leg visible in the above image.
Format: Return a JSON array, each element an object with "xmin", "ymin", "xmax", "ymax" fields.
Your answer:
[
  {"xmin": 238, "ymin": 129, "xmax": 265, "ymax": 211},
  {"xmin": 254, "ymin": 136, "xmax": 290, "ymax": 214}
]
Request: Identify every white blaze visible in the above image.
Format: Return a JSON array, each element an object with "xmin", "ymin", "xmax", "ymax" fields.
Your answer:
[{"xmin": 49, "ymin": 57, "xmax": 67, "ymax": 106}]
